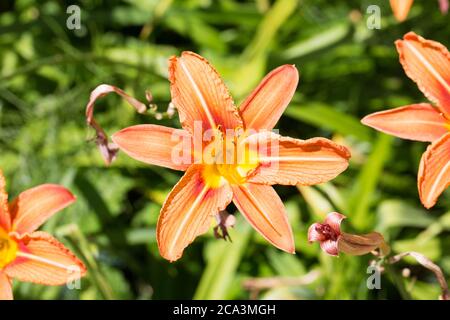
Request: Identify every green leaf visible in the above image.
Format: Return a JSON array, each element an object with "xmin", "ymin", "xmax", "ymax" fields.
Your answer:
[
  {"xmin": 267, "ymin": 249, "xmax": 306, "ymax": 276},
  {"xmin": 297, "ymin": 185, "xmax": 333, "ymax": 219},
  {"xmin": 285, "ymin": 103, "xmax": 372, "ymax": 141},
  {"xmin": 194, "ymin": 220, "xmax": 251, "ymax": 299},
  {"xmin": 377, "ymin": 199, "xmax": 435, "ymax": 231},
  {"xmin": 393, "ymin": 238, "xmax": 441, "ymax": 261},
  {"xmin": 281, "ymin": 21, "xmax": 351, "ymax": 59},
  {"xmin": 242, "ymin": 0, "xmax": 298, "ymax": 60},
  {"xmin": 349, "ymin": 134, "xmax": 393, "ymax": 230}
]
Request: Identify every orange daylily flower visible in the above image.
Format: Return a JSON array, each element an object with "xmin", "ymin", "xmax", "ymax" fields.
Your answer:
[
  {"xmin": 110, "ymin": 51, "xmax": 351, "ymax": 262},
  {"xmin": 390, "ymin": 0, "xmax": 449, "ymax": 22},
  {"xmin": 362, "ymin": 32, "xmax": 450, "ymax": 209},
  {"xmin": 0, "ymin": 171, "xmax": 86, "ymax": 300}
]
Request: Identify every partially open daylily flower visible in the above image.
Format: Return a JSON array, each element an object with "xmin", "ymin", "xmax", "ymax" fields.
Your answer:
[
  {"xmin": 440, "ymin": 0, "xmax": 450, "ymax": 14},
  {"xmin": 390, "ymin": 0, "xmax": 414, "ymax": 22},
  {"xmin": 102, "ymin": 51, "xmax": 351, "ymax": 261},
  {"xmin": 0, "ymin": 171, "xmax": 86, "ymax": 300},
  {"xmin": 362, "ymin": 32, "xmax": 450, "ymax": 209},
  {"xmin": 308, "ymin": 212, "xmax": 390, "ymax": 257},
  {"xmin": 390, "ymin": 0, "xmax": 448, "ymax": 22}
]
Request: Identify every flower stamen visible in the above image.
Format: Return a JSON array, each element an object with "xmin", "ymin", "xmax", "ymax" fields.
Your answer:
[{"xmin": 0, "ymin": 228, "xmax": 18, "ymax": 269}]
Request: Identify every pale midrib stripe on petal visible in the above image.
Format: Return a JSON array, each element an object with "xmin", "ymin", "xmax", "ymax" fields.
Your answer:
[
  {"xmin": 259, "ymin": 156, "xmax": 342, "ymax": 162},
  {"xmin": 393, "ymin": 119, "xmax": 444, "ymax": 126},
  {"xmin": 16, "ymin": 251, "xmax": 72, "ymax": 271},
  {"xmin": 426, "ymin": 160, "xmax": 450, "ymax": 204},
  {"xmin": 167, "ymin": 184, "xmax": 209, "ymax": 255},
  {"xmin": 405, "ymin": 41, "xmax": 450, "ymax": 94},
  {"xmin": 179, "ymin": 57, "xmax": 217, "ymax": 129},
  {"xmin": 239, "ymin": 185, "xmax": 281, "ymax": 236},
  {"xmin": 244, "ymin": 92, "xmax": 275, "ymax": 129}
]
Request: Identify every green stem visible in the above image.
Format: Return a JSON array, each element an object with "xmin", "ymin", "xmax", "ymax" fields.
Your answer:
[
  {"xmin": 58, "ymin": 224, "xmax": 115, "ymax": 300},
  {"xmin": 384, "ymin": 263, "xmax": 412, "ymax": 300}
]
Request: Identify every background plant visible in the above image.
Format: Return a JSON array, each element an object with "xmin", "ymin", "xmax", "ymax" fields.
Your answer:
[{"xmin": 0, "ymin": 0, "xmax": 449, "ymax": 299}]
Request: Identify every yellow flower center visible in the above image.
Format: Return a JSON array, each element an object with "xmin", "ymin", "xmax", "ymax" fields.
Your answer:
[
  {"xmin": 0, "ymin": 227, "xmax": 18, "ymax": 269},
  {"xmin": 201, "ymin": 136, "xmax": 259, "ymax": 188}
]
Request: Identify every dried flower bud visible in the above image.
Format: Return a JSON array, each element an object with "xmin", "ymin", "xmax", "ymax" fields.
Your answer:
[
  {"xmin": 402, "ymin": 268, "xmax": 411, "ymax": 278},
  {"xmin": 214, "ymin": 210, "xmax": 236, "ymax": 241},
  {"xmin": 85, "ymin": 84, "xmax": 148, "ymax": 165},
  {"xmin": 145, "ymin": 90, "xmax": 153, "ymax": 103}
]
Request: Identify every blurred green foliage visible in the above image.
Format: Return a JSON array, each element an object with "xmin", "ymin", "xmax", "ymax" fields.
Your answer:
[{"xmin": 0, "ymin": 0, "xmax": 449, "ymax": 299}]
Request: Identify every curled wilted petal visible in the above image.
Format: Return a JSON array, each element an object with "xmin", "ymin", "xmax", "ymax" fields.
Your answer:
[
  {"xmin": 307, "ymin": 212, "xmax": 345, "ymax": 242},
  {"xmin": 307, "ymin": 212, "xmax": 345, "ymax": 256},
  {"xmin": 308, "ymin": 223, "xmax": 326, "ymax": 242},
  {"xmin": 85, "ymin": 84, "xmax": 149, "ymax": 165},
  {"xmin": 324, "ymin": 212, "xmax": 346, "ymax": 234},
  {"xmin": 308, "ymin": 212, "xmax": 390, "ymax": 257}
]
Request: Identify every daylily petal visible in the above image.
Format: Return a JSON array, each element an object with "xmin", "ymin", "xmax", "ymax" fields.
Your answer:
[
  {"xmin": 247, "ymin": 133, "xmax": 350, "ymax": 185},
  {"xmin": 396, "ymin": 32, "xmax": 450, "ymax": 116},
  {"xmin": 112, "ymin": 124, "xmax": 193, "ymax": 171},
  {"xmin": 5, "ymin": 231, "xmax": 86, "ymax": 286},
  {"xmin": 418, "ymin": 132, "xmax": 450, "ymax": 208},
  {"xmin": 169, "ymin": 51, "xmax": 243, "ymax": 133},
  {"xmin": 10, "ymin": 184, "xmax": 75, "ymax": 235},
  {"xmin": 307, "ymin": 223, "xmax": 325, "ymax": 242},
  {"xmin": 390, "ymin": 0, "xmax": 414, "ymax": 22},
  {"xmin": 157, "ymin": 165, "xmax": 233, "ymax": 262},
  {"xmin": 324, "ymin": 212, "xmax": 346, "ymax": 235},
  {"xmin": 0, "ymin": 171, "xmax": 10, "ymax": 231},
  {"xmin": 231, "ymin": 183, "xmax": 295, "ymax": 254},
  {"xmin": 0, "ymin": 272, "xmax": 13, "ymax": 300},
  {"xmin": 320, "ymin": 239, "xmax": 339, "ymax": 256},
  {"xmin": 361, "ymin": 104, "xmax": 448, "ymax": 142},
  {"xmin": 239, "ymin": 65, "xmax": 299, "ymax": 130}
]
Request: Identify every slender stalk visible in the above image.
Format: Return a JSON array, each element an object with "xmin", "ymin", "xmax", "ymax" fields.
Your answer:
[
  {"xmin": 58, "ymin": 224, "xmax": 115, "ymax": 300},
  {"xmin": 384, "ymin": 263, "xmax": 412, "ymax": 300},
  {"xmin": 388, "ymin": 252, "xmax": 449, "ymax": 300}
]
